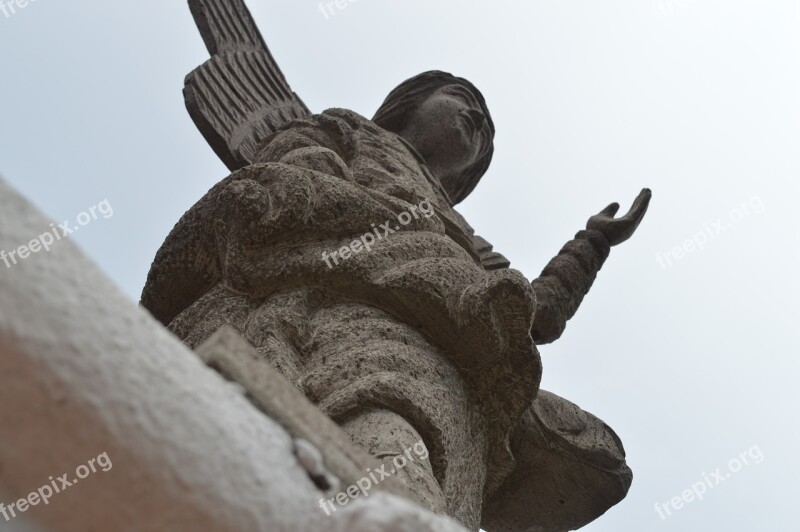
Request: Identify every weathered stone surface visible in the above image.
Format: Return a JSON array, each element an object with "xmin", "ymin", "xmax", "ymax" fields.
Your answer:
[
  {"xmin": 195, "ymin": 325, "xmax": 415, "ymax": 505},
  {"xmin": 185, "ymin": 0, "xmax": 311, "ymax": 170},
  {"xmin": 143, "ymin": 110, "xmax": 540, "ymax": 530},
  {"xmin": 482, "ymin": 391, "xmax": 633, "ymax": 531},
  {"xmin": 0, "ymin": 178, "xmax": 468, "ymax": 532},
  {"xmin": 139, "ymin": 1, "xmax": 652, "ymax": 530}
]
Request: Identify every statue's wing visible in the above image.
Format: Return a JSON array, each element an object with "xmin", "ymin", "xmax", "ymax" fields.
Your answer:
[{"xmin": 185, "ymin": 0, "xmax": 311, "ymax": 170}]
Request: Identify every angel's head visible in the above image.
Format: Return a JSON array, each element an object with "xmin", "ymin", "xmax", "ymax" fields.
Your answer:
[{"xmin": 373, "ymin": 71, "xmax": 495, "ymax": 205}]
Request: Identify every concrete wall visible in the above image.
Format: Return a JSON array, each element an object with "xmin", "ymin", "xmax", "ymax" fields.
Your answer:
[{"xmin": 0, "ymin": 179, "xmax": 466, "ymax": 532}]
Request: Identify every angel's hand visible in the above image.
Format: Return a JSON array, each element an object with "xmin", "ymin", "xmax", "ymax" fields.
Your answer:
[{"xmin": 586, "ymin": 188, "xmax": 652, "ymax": 247}]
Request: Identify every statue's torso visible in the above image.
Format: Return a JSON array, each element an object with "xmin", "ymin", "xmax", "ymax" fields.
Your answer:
[{"xmin": 147, "ymin": 109, "xmax": 540, "ymax": 529}]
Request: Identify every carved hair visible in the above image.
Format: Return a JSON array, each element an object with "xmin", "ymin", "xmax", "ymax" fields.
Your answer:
[{"xmin": 373, "ymin": 71, "xmax": 495, "ymax": 205}]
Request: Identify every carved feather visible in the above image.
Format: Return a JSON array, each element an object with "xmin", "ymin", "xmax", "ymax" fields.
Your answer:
[{"xmin": 185, "ymin": 0, "xmax": 311, "ymax": 170}]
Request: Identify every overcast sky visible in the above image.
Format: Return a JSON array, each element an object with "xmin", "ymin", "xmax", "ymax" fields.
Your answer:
[{"xmin": 1, "ymin": 1, "xmax": 798, "ymax": 530}]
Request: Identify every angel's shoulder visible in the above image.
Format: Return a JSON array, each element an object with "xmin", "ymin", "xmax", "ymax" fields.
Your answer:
[
  {"xmin": 279, "ymin": 108, "xmax": 394, "ymax": 147},
  {"xmin": 319, "ymin": 108, "xmax": 378, "ymax": 131}
]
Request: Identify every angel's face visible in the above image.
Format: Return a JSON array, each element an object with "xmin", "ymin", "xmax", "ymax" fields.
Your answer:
[{"xmin": 400, "ymin": 84, "xmax": 491, "ymax": 183}]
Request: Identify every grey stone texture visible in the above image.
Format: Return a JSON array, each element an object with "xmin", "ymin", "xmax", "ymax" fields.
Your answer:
[
  {"xmin": 195, "ymin": 325, "xmax": 416, "ymax": 505},
  {"xmin": 140, "ymin": 1, "xmax": 652, "ymax": 530},
  {"xmin": 0, "ymin": 178, "xmax": 467, "ymax": 532}
]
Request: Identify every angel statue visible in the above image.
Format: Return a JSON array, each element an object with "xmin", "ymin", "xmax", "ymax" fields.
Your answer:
[{"xmin": 141, "ymin": 1, "xmax": 651, "ymax": 530}]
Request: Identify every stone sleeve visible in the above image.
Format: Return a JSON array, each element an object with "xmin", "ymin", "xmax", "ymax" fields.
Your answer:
[
  {"xmin": 254, "ymin": 124, "xmax": 353, "ymax": 181},
  {"xmin": 530, "ymin": 229, "xmax": 610, "ymax": 345},
  {"xmin": 256, "ymin": 126, "xmax": 339, "ymax": 161}
]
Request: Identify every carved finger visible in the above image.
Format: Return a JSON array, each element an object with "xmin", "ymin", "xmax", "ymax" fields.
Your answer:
[
  {"xmin": 622, "ymin": 188, "xmax": 652, "ymax": 221},
  {"xmin": 598, "ymin": 202, "xmax": 621, "ymax": 218}
]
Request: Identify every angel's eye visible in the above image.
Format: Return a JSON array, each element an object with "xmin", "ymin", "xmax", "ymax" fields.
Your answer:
[{"xmin": 443, "ymin": 87, "xmax": 475, "ymax": 108}]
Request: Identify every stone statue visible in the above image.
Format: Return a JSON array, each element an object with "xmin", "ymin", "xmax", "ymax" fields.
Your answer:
[{"xmin": 141, "ymin": 1, "xmax": 651, "ymax": 530}]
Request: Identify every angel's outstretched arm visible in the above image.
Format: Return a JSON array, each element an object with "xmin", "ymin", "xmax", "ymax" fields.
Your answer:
[
  {"xmin": 531, "ymin": 189, "xmax": 651, "ymax": 344},
  {"xmin": 530, "ymin": 229, "xmax": 611, "ymax": 344}
]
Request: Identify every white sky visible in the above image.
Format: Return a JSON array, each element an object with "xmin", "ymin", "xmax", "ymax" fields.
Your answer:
[{"xmin": 1, "ymin": 1, "xmax": 798, "ymax": 530}]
